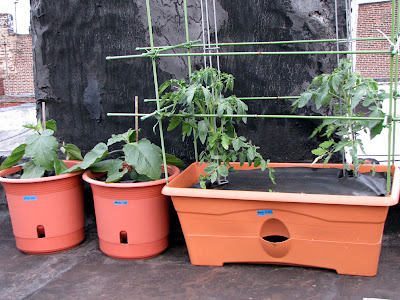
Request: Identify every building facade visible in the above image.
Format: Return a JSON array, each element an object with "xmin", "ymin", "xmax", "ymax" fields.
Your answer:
[
  {"xmin": 0, "ymin": 13, "xmax": 34, "ymax": 107},
  {"xmin": 356, "ymin": 0, "xmax": 398, "ymax": 80}
]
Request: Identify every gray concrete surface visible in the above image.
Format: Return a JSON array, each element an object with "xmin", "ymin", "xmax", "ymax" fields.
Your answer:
[
  {"xmin": 0, "ymin": 103, "xmax": 36, "ymax": 157},
  {"xmin": 1, "ymin": 206, "xmax": 400, "ymax": 300},
  {"xmin": 0, "ymin": 103, "xmax": 36, "ymax": 204}
]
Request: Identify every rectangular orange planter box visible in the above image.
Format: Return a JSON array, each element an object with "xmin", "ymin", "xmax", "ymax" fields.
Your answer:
[{"xmin": 162, "ymin": 162, "xmax": 400, "ymax": 276}]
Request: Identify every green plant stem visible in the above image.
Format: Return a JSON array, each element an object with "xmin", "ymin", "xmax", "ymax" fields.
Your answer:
[
  {"xmin": 343, "ymin": 85, "xmax": 358, "ymax": 175},
  {"xmin": 108, "ymin": 149, "xmax": 124, "ymax": 155}
]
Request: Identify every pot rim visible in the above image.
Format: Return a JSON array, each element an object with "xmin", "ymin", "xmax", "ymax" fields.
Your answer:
[
  {"xmin": 82, "ymin": 164, "xmax": 180, "ymax": 188},
  {"xmin": 162, "ymin": 162, "xmax": 400, "ymax": 207},
  {"xmin": 0, "ymin": 160, "xmax": 83, "ymax": 184}
]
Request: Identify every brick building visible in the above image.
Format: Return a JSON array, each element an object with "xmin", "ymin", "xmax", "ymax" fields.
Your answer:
[
  {"xmin": 0, "ymin": 13, "xmax": 34, "ymax": 108},
  {"xmin": 356, "ymin": 0, "xmax": 398, "ymax": 80}
]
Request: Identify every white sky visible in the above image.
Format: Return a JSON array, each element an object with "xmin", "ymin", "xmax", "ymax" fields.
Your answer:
[{"xmin": 0, "ymin": 0, "xmax": 30, "ymax": 34}]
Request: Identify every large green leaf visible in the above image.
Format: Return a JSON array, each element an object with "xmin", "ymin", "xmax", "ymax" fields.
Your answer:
[
  {"xmin": 343, "ymin": 76, "xmax": 357, "ymax": 90},
  {"xmin": 232, "ymin": 138, "xmax": 240, "ymax": 151},
  {"xmin": 165, "ymin": 153, "xmax": 184, "ymax": 168},
  {"xmin": 260, "ymin": 159, "xmax": 267, "ymax": 171},
  {"xmin": 314, "ymin": 82, "xmax": 329, "ymax": 109},
  {"xmin": 61, "ymin": 144, "xmax": 83, "ymax": 161},
  {"xmin": 296, "ymin": 91, "xmax": 312, "ymax": 108},
  {"xmin": 311, "ymin": 148, "xmax": 326, "ymax": 156},
  {"xmin": 45, "ymin": 120, "xmax": 57, "ymax": 132},
  {"xmin": 217, "ymin": 102, "xmax": 227, "ymax": 117},
  {"xmin": 331, "ymin": 73, "xmax": 342, "ymax": 93},
  {"xmin": 107, "ymin": 129, "xmax": 139, "ymax": 146},
  {"xmin": 217, "ymin": 165, "xmax": 229, "ymax": 177},
  {"xmin": 204, "ymin": 163, "xmax": 218, "ymax": 174},
  {"xmin": 123, "ymin": 139, "xmax": 162, "ymax": 180},
  {"xmin": 319, "ymin": 139, "xmax": 334, "ymax": 149},
  {"xmin": 167, "ymin": 117, "xmax": 182, "ymax": 131},
  {"xmin": 239, "ymin": 152, "xmax": 246, "ymax": 166},
  {"xmin": 221, "ymin": 134, "xmax": 230, "ymax": 150},
  {"xmin": 21, "ymin": 160, "xmax": 45, "ymax": 179},
  {"xmin": 64, "ymin": 143, "xmax": 109, "ymax": 173},
  {"xmin": 247, "ymin": 147, "xmax": 256, "ymax": 161},
  {"xmin": 210, "ymin": 171, "xmax": 218, "ymax": 183},
  {"xmin": 159, "ymin": 80, "xmax": 174, "ymax": 94},
  {"xmin": 202, "ymin": 86, "xmax": 212, "ymax": 103},
  {"xmin": 54, "ymin": 159, "xmax": 68, "ymax": 175},
  {"xmin": 0, "ymin": 144, "xmax": 26, "ymax": 170},
  {"xmin": 198, "ymin": 120, "xmax": 209, "ymax": 144},
  {"xmin": 185, "ymin": 85, "xmax": 196, "ymax": 105},
  {"xmin": 351, "ymin": 86, "xmax": 366, "ymax": 109},
  {"xmin": 370, "ymin": 121, "xmax": 384, "ymax": 140},
  {"xmin": 106, "ymin": 168, "xmax": 128, "ymax": 183},
  {"xmin": 104, "ymin": 159, "xmax": 126, "ymax": 182},
  {"xmin": 89, "ymin": 159, "xmax": 116, "ymax": 172},
  {"xmin": 25, "ymin": 129, "xmax": 58, "ymax": 171},
  {"xmin": 23, "ymin": 120, "xmax": 43, "ymax": 132}
]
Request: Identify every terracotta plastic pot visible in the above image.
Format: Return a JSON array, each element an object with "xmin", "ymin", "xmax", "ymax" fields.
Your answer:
[
  {"xmin": 162, "ymin": 162, "xmax": 400, "ymax": 276},
  {"xmin": 0, "ymin": 160, "xmax": 85, "ymax": 254},
  {"xmin": 82, "ymin": 165, "xmax": 180, "ymax": 260}
]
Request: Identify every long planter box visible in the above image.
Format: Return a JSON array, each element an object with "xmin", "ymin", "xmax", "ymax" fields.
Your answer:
[{"xmin": 162, "ymin": 162, "xmax": 400, "ymax": 276}]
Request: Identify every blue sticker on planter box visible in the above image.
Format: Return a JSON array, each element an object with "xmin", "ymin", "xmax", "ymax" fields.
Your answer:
[
  {"xmin": 23, "ymin": 195, "xmax": 37, "ymax": 201},
  {"xmin": 257, "ymin": 210, "xmax": 273, "ymax": 216},
  {"xmin": 114, "ymin": 201, "xmax": 128, "ymax": 205}
]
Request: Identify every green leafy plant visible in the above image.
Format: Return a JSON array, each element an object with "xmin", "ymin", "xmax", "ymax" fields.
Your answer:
[
  {"xmin": 292, "ymin": 59, "xmax": 388, "ymax": 176},
  {"xmin": 159, "ymin": 67, "xmax": 274, "ymax": 188},
  {"xmin": 0, "ymin": 120, "xmax": 83, "ymax": 179},
  {"xmin": 65, "ymin": 128, "xmax": 183, "ymax": 183}
]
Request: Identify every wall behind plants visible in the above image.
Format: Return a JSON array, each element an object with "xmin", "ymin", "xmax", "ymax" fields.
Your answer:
[{"xmin": 30, "ymin": 0, "xmax": 346, "ymax": 164}]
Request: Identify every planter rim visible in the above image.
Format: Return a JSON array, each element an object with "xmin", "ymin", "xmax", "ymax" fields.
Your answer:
[
  {"xmin": 162, "ymin": 162, "xmax": 400, "ymax": 207},
  {"xmin": 0, "ymin": 160, "xmax": 83, "ymax": 184},
  {"xmin": 82, "ymin": 164, "xmax": 180, "ymax": 188}
]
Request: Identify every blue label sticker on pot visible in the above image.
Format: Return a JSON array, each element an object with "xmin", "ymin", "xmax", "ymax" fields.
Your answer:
[
  {"xmin": 257, "ymin": 210, "xmax": 273, "ymax": 216},
  {"xmin": 23, "ymin": 195, "xmax": 37, "ymax": 201},
  {"xmin": 114, "ymin": 201, "xmax": 128, "ymax": 205}
]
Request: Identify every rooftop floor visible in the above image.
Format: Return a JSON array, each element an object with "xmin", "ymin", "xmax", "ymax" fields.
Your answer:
[{"xmin": 1, "ymin": 205, "xmax": 400, "ymax": 300}]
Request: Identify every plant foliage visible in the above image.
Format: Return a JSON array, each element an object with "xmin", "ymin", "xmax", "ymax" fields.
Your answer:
[
  {"xmin": 0, "ymin": 120, "xmax": 83, "ymax": 179},
  {"xmin": 159, "ymin": 68, "xmax": 274, "ymax": 188},
  {"xmin": 65, "ymin": 128, "xmax": 184, "ymax": 183},
  {"xmin": 292, "ymin": 59, "xmax": 388, "ymax": 175}
]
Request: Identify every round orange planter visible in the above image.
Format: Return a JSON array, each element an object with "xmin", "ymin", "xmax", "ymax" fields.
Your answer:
[
  {"xmin": 0, "ymin": 160, "xmax": 85, "ymax": 254},
  {"xmin": 82, "ymin": 165, "xmax": 180, "ymax": 260}
]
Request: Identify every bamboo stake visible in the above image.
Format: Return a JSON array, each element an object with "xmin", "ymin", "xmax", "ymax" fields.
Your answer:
[
  {"xmin": 135, "ymin": 96, "xmax": 139, "ymax": 142},
  {"xmin": 42, "ymin": 101, "xmax": 46, "ymax": 130}
]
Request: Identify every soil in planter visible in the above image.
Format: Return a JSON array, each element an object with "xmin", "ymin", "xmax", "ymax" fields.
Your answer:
[
  {"xmin": 191, "ymin": 167, "xmax": 388, "ymax": 196},
  {"xmin": 94, "ymin": 172, "xmax": 167, "ymax": 183},
  {"xmin": 3, "ymin": 170, "xmax": 56, "ymax": 179}
]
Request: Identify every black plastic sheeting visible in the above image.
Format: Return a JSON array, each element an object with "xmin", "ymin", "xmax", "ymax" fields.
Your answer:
[
  {"xmin": 30, "ymin": 0, "xmax": 346, "ymax": 165},
  {"xmin": 199, "ymin": 167, "xmax": 388, "ymax": 196}
]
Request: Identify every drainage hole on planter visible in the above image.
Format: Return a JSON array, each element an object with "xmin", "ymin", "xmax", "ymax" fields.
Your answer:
[
  {"xmin": 37, "ymin": 225, "xmax": 45, "ymax": 238},
  {"xmin": 262, "ymin": 235, "xmax": 289, "ymax": 243},
  {"xmin": 120, "ymin": 231, "xmax": 128, "ymax": 244}
]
